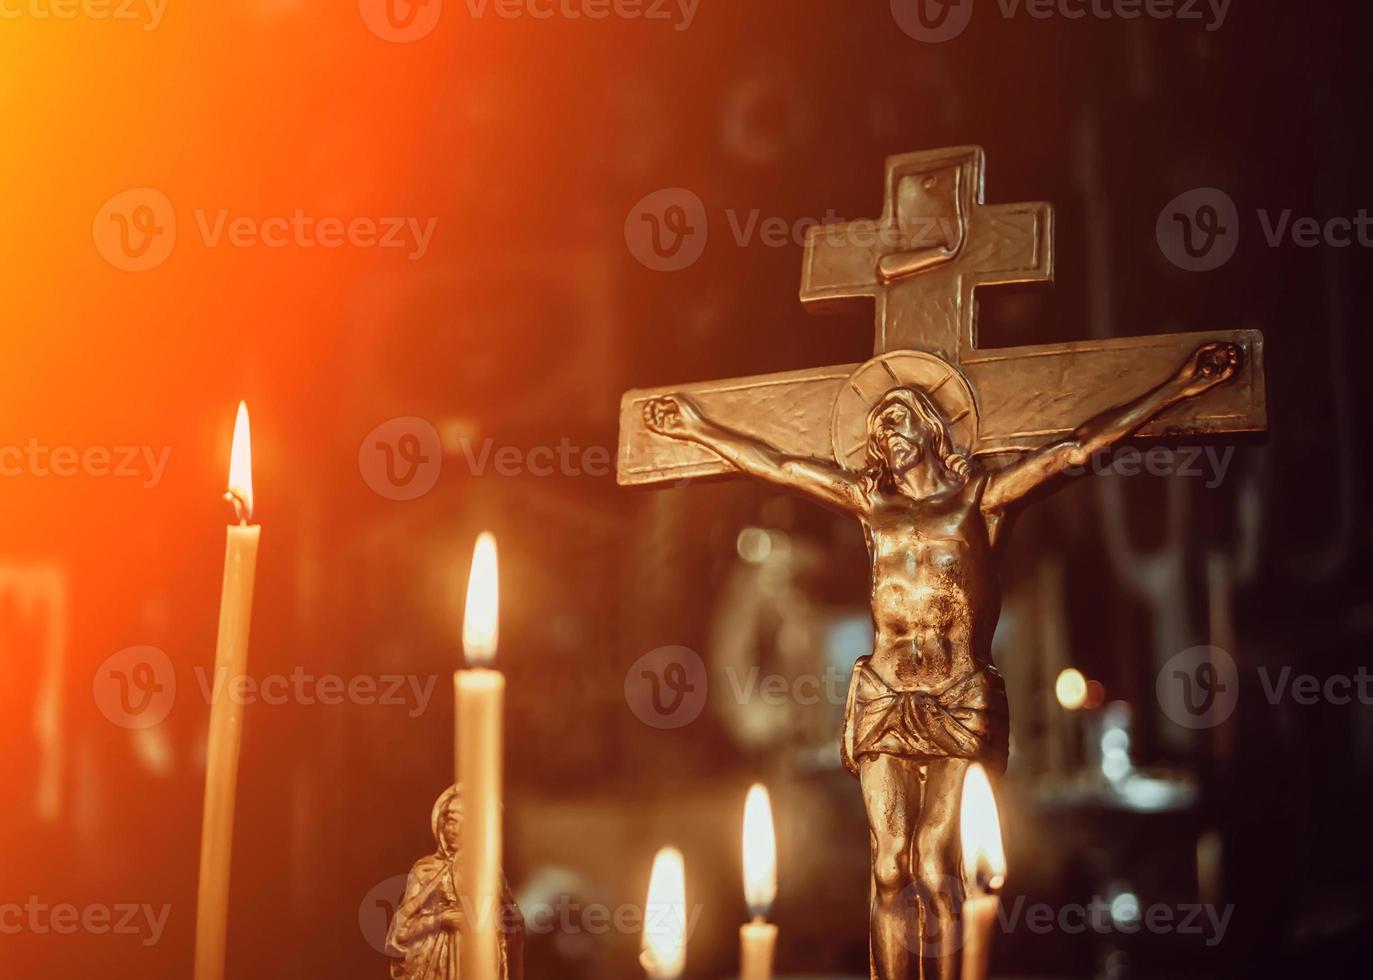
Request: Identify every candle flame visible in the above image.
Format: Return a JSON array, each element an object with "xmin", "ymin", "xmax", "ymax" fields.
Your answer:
[
  {"xmin": 960, "ymin": 763, "xmax": 1006, "ymax": 894},
  {"xmin": 742, "ymin": 783, "xmax": 777, "ymax": 918},
  {"xmin": 640, "ymin": 847, "xmax": 687, "ymax": 980},
  {"xmin": 226, "ymin": 401, "xmax": 253, "ymax": 522},
  {"xmin": 462, "ymin": 532, "xmax": 499, "ymax": 667}
]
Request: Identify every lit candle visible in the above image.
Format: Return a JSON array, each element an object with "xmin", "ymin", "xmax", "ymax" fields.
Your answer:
[
  {"xmin": 740, "ymin": 784, "xmax": 778, "ymax": 980},
  {"xmin": 194, "ymin": 402, "xmax": 261, "ymax": 980},
  {"xmin": 959, "ymin": 763, "xmax": 1006, "ymax": 980},
  {"xmin": 457, "ymin": 532, "xmax": 504, "ymax": 980},
  {"xmin": 641, "ymin": 847, "xmax": 687, "ymax": 980}
]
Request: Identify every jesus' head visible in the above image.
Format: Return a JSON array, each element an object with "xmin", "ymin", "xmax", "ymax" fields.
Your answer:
[{"xmin": 862, "ymin": 386, "xmax": 971, "ymax": 494}]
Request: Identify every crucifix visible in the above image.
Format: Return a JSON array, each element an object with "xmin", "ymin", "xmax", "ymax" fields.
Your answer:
[{"xmin": 617, "ymin": 146, "xmax": 1266, "ymax": 980}]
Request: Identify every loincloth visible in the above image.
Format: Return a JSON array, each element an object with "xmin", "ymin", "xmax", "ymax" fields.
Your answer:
[{"xmin": 841, "ymin": 657, "xmax": 1008, "ymax": 775}]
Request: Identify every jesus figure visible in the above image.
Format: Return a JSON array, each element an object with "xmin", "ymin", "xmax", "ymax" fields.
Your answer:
[{"xmin": 643, "ymin": 341, "xmax": 1241, "ymax": 980}]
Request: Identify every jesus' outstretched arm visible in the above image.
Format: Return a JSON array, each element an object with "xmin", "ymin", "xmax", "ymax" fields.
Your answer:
[
  {"xmin": 642, "ymin": 393, "xmax": 867, "ymax": 514},
  {"xmin": 982, "ymin": 340, "xmax": 1242, "ymax": 513}
]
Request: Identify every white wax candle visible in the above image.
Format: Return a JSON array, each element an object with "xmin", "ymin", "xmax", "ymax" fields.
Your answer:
[
  {"xmin": 960, "ymin": 893, "xmax": 999, "ymax": 980},
  {"xmin": 739, "ymin": 919, "xmax": 778, "ymax": 980},
  {"xmin": 458, "ymin": 532, "xmax": 503, "ymax": 980},
  {"xmin": 194, "ymin": 403, "xmax": 259, "ymax": 980},
  {"xmin": 456, "ymin": 668, "xmax": 503, "ymax": 980}
]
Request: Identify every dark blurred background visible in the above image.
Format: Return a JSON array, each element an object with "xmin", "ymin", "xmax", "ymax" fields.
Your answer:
[{"xmin": 1, "ymin": 1, "xmax": 1371, "ymax": 977}]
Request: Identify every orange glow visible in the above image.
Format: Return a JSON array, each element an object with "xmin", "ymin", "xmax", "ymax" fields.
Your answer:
[
  {"xmin": 226, "ymin": 402, "xmax": 253, "ymax": 522},
  {"xmin": 742, "ymin": 784, "xmax": 777, "ymax": 919},
  {"xmin": 960, "ymin": 764, "xmax": 1006, "ymax": 894},
  {"xmin": 462, "ymin": 533, "xmax": 499, "ymax": 667}
]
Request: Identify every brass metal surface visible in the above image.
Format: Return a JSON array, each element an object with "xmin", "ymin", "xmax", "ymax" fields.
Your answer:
[
  {"xmin": 618, "ymin": 148, "xmax": 1265, "ymax": 979},
  {"xmin": 385, "ymin": 786, "xmax": 523, "ymax": 980}
]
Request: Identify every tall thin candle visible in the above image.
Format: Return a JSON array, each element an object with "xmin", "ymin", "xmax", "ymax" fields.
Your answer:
[
  {"xmin": 193, "ymin": 402, "xmax": 261, "ymax": 980},
  {"xmin": 457, "ymin": 532, "xmax": 503, "ymax": 980}
]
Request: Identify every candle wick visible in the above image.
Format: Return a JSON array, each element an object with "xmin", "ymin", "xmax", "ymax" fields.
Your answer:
[{"xmin": 223, "ymin": 489, "xmax": 250, "ymax": 525}]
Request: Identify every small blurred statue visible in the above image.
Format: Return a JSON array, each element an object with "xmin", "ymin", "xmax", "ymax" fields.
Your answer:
[{"xmin": 385, "ymin": 785, "xmax": 524, "ymax": 980}]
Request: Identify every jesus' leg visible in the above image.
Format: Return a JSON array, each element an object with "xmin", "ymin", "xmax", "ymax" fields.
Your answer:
[
  {"xmin": 861, "ymin": 753, "xmax": 923, "ymax": 979},
  {"xmin": 914, "ymin": 757, "xmax": 973, "ymax": 980}
]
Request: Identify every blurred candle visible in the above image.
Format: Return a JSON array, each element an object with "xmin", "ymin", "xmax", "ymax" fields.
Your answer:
[
  {"xmin": 641, "ymin": 847, "xmax": 687, "ymax": 980},
  {"xmin": 740, "ymin": 784, "xmax": 778, "ymax": 980},
  {"xmin": 458, "ymin": 532, "xmax": 503, "ymax": 980},
  {"xmin": 194, "ymin": 402, "xmax": 260, "ymax": 980},
  {"xmin": 959, "ymin": 764, "xmax": 1006, "ymax": 980}
]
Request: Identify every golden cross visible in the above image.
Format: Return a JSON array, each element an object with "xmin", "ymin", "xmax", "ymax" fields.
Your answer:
[{"xmin": 618, "ymin": 146, "xmax": 1265, "ymax": 486}]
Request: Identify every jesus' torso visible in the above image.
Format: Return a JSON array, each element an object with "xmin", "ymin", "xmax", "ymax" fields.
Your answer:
[{"xmin": 860, "ymin": 471, "xmax": 1001, "ymax": 693}]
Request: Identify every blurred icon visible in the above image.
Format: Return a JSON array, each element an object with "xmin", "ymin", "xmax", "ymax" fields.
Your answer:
[
  {"xmin": 1156, "ymin": 188, "xmax": 1240, "ymax": 272},
  {"xmin": 92, "ymin": 188, "xmax": 176, "ymax": 272},
  {"xmin": 624, "ymin": 645, "xmax": 708, "ymax": 729},
  {"xmin": 358, "ymin": 874, "xmax": 409, "ymax": 956},
  {"xmin": 93, "ymin": 645, "xmax": 177, "ymax": 730},
  {"xmin": 359, "ymin": 0, "xmax": 443, "ymax": 42},
  {"xmin": 891, "ymin": 0, "xmax": 975, "ymax": 43},
  {"xmin": 624, "ymin": 188, "xmax": 708, "ymax": 272},
  {"xmin": 359, "ymin": 417, "xmax": 443, "ymax": 500},
  {"xmin": 1157, "ymin": 645, "xmax": 1239, "ymax": 729}
]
